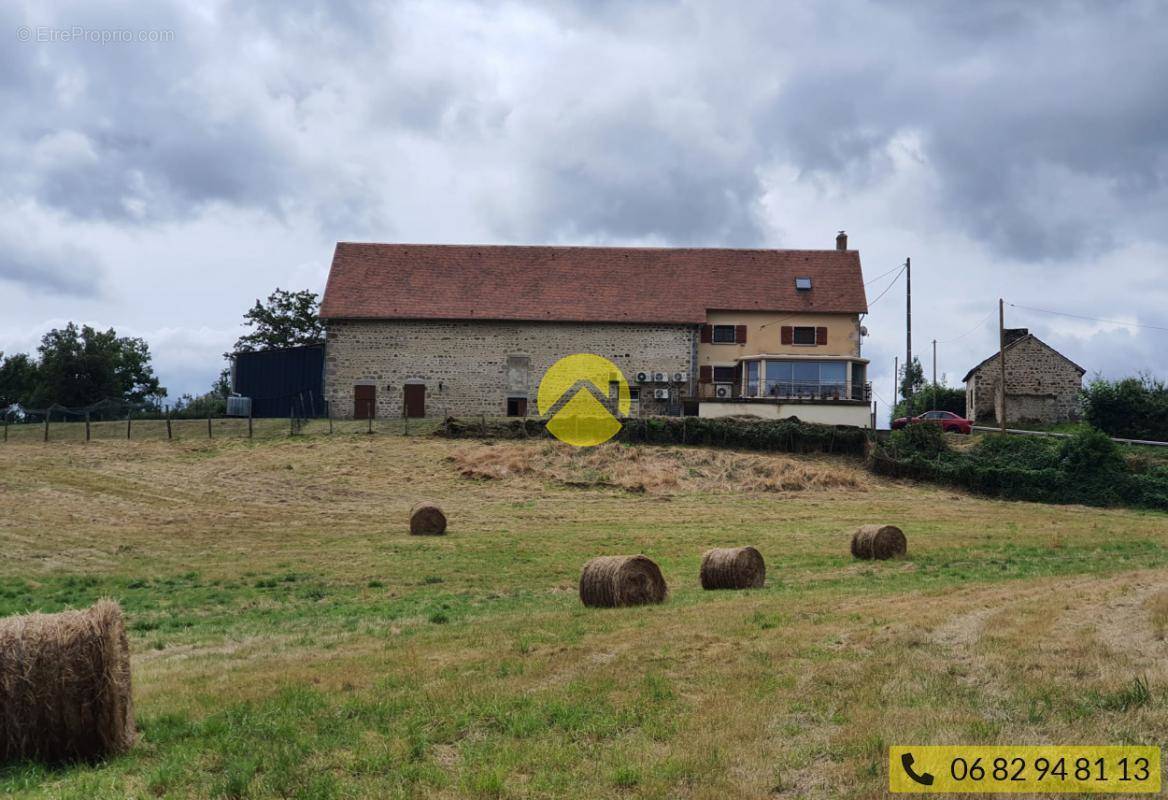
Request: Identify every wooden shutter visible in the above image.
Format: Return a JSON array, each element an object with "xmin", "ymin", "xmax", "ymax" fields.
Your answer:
[
  {"xmin": 699, "ymin": 365, "xmax": 713, "ymax": 384},
  {"xmin": 735, "ymin": 325, "xmax": 747, "ymax": 344},
  {"xmin": 815, "ymin": 326, "xmax": 828, "ymax": 345},
  {"xmin": 780, "ymin": 326, "xmax": 793, "ymax": 345},
  {"xmin": 700, "ymin": 324, "xmax": 712, "ymax": 343}
]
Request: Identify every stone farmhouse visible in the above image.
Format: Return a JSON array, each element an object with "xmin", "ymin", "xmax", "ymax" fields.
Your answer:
[
  {"xmin": 319, "ymin": 234, "xmax": 872, "ymax": 426},
  {"xmin": 963, "ymin": 329, "xmax": 1086, "ymax": 425}
]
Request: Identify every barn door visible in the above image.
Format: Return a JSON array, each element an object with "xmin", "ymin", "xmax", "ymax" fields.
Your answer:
[
  {"xmin": 403, "ymin": 384, "xmax": 426, "ymax": 418},
  {"xmin": 354, "ymin": 385, "xmax": 375, "ymax": 419}
]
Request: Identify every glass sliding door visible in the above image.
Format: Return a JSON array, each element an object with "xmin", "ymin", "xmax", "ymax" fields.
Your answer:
[
  {"xmin": 764, "ymin": 361, "xmax": 792, "ymax": 398},
  {"xmin": 820, "ymin": 361, "xmax": 846, "ymax": 399}
]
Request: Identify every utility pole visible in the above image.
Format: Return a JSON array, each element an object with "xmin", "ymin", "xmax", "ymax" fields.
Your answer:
[
  {"xmin": 893, "ymin": 356, "xmax": 899, "ymax": 409},
  {"xmin": 998, "ymin": 298, "xmax": 1007, "ymax": 433},
  {"xmin": 932, "ymin": 338, "xmax": 937, "ymax": 410},
  {"xmin": 905, "ymin": 257, "xmax": 912, "ymax": 407}
]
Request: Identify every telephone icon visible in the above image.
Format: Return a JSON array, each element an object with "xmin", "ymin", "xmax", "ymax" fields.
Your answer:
[{"xmin": 901, "ymin": 753, "xmax": 935, "ymax": 786}]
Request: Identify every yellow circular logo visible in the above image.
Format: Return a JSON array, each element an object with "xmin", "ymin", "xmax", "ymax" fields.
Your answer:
[{"xmin": 537, "ymin": 353, "xmax": 630, "ymax": 447}]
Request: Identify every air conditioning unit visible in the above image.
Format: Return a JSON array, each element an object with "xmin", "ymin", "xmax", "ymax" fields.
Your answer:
[
  {"xmin": 653, "ymin": 371, "xmax": 667, "ymax": 383},
  {"xmin": 672, "ymin": 371, "xmax": 688, "ymax": 383},
  {"xmin": 713, "ymin": 383, "xmax": 733, "ymax": 400},
  {"xmin": 653, "ymin": 388, "xmax": 670, "ymax": 400},
  {"xmin": 635, "ymin": 371, "xmax": 650, "ymax": 384}
]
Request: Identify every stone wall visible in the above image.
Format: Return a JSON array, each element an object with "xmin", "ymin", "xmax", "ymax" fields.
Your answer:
[
  {"xmin": 324, "ymin": 319, "xmax": 695, "ymax": 419},
  {"xmin": 966, "ymin": 336, "xmax": 1084, "ymax": 424}
]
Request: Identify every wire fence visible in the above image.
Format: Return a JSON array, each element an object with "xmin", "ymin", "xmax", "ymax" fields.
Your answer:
[{"xmin": 0, "ymin": 396, "xmax": 446, "ymax": 444}]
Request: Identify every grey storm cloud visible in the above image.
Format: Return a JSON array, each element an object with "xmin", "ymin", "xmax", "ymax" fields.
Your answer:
[
  {"xmin": 2, "ymin": 0, "xmax": 1167, "ymax": 255},
  {"xmin": 762, "ymin": 0, "xmax": 1168, "ymax": 261},
  {"xmin": 0, "ymin": 231, "xmax": 103, "ymax": 297}
]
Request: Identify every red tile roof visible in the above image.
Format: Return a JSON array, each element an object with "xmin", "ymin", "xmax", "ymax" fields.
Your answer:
[{"xmin": 320, "ymin": 243, "xmax": 868, "ymax": 324}]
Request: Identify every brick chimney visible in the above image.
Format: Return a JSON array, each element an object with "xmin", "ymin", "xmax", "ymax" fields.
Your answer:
[
  {"xmin": 1003, "ymin": 328, "xmax": 1029, "ymax": 346},
  {"xmin": 836, "ymin": 230, "xmax": 848, "ymax": 250}
]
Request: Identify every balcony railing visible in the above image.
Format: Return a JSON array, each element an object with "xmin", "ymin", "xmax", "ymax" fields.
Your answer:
[{"xmin": 701, "ymin": 381, "xmax": 871, "ymax": 402}]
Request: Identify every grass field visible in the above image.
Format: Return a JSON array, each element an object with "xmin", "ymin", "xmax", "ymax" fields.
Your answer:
[{"xmin": 1, "ymin": 428, "xmax": 1167, "ymax": 799}]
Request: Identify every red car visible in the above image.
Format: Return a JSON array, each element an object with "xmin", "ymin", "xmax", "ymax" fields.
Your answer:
[{"xmin": 891, "ymin": 410, "xmax": 973, "ymax": 434}]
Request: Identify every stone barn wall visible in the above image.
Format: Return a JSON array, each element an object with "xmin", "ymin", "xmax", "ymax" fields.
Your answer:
[
  {"xmin": 324, "ymin": 319, "xmax": 695, "ymax": 419},
  {"xmin": 966, "ymin": 336, "xmax": 1084, "ymax": 425}
]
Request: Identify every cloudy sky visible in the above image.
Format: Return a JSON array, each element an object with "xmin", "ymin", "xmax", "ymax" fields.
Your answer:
[{"xmin": 3, "ymin": 0, "xmax": 1166, "ymax": 417}]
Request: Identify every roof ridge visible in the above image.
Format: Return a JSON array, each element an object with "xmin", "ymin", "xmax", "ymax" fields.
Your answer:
[{"xmin": 335, "ymin": 241, "xmax": 853, "ymax": 255}]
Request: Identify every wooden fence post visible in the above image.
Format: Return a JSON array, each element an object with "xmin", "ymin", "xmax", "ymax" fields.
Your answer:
[
  {"xmin": 126, "ymin": 411, "xmax": 132, "ymax": 440},
  {"xmin": 166, "ymin": 410, "xmax": 172, "ymax": 440},
  {"xmin": 85, "ymin": 412, "xmax": 91, "ymax": 442},
  {"xmin": 43, "ymin": 412, "xmax": 49, "ymax": 442}
]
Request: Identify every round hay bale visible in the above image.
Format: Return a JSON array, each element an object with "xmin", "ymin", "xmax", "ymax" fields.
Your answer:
[
  {"xmin": 851, "ymin": 524, "xmax": 907, "ymax": 560},
  {"xmin": 579, "ymin": 555, "xmax": 667, "ymax": 608},
  {"xmin": 700, "ymin": 546, "xmax": 766, "ymax": 590},
  {"xmin": 409, "ymin": 502, "xmax": 447, "ymax": 536},
  {"xmin": 0, "ymin": 599, "xmax": 135, "ymax": 764}
]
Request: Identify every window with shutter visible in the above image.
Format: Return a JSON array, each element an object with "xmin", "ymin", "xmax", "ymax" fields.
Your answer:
[
  {"xmin": 815, "ymin": 327, "xmax": 828, "ymax": 345},
  {"xmin": 700, "ymin": 324, "xmax": 712, "ymax": 343},
  {"xmin": 780, "ymin": 326, "xmax": 793, "ymax": 345},
  {"xmin": 735, "ymin": 325, "xmax": 747, "ymax": 344},
  {"xmin": 792, "ymin": 326, "xmax": 816, "ymax": 345},
  {"xmin": 711, "ymin": 325, "xmax": 736, "ymax": 343},
  {"xmin": 699, "ymin": 365, "xmax": 713, "ymax": 383}
]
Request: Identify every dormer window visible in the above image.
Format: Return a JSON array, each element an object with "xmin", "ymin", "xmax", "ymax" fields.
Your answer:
[{"xmin": 795, "ymin": 277, "xmax": 812, "ymax": 291}]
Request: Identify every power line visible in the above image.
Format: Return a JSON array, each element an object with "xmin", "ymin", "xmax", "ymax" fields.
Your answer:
[
  {"xmin": 863, "ymin": 263, "xmax": 904, "ymax": 286},
  {"xmin": 1008, "ymin": 303, "xmax": 1168, "ymax": 333},
  {"xmin": 866, "ymin": 264, "xmax": 907, "ymax": 308},
  {"xmin": 937, "ymin": 309, "xmax": 996, "ymax": 344}
]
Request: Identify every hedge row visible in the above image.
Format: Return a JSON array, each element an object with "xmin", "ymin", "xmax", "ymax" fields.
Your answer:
[
  {"xmin": 870, "ymin": 424, "xmax": 1168, "ymax": 510},
  {"xmin": 437, "ymin": 415, "xmax": 868, "ymax": 456}
]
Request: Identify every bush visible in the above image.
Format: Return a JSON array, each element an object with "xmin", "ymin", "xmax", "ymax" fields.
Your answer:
[
  {"xmin": 885, "ymin": 423, "xmax": 948, "ymax": 458},
  {"xmin": 1057, "ymin": 427, "xmax": 1126, "ymax": 477},
  {"xmin": 1082, "ymin": 375, "xmax": 1168, "ymax": 442},
  {"xmin": 971, "ymin": 433, "xmax": 1060, "ymax": 470}
]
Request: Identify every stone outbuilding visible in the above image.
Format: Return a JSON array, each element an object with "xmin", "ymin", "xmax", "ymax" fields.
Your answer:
[{"xmin": 963, "ymin": 329, "xmax": 1086, "ymax": 425}]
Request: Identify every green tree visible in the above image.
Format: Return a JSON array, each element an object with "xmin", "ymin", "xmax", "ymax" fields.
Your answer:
[
  {"xmin": 899, "ymin": 357, "xmax": 925, "ymax": 403},
  {"xmin": 232, "ymin": 288, "xmax": 324, "ymax": 354},
  {"xmin": 30, "ymin": 323, "xmax": 164, "ymax": 408},
  {"xmin": 171, "ymin": 368, "xmax": 233, "ymax": 419},
  {"xmin": 1082, "ymin": 374, "xmax": 1168, "ymax": 442},
  {"xmin": 211, "ymin": 367, "xmax": 231, "ymax": 399},
  {"xmin": 893, "ymin": 381, "xmax": 966, "ymax": 420},
  {"xmin": 0, "ymin": 352, "xmax": 40, "ymax": 408}
]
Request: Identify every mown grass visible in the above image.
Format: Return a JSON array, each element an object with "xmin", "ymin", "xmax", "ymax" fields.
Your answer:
[{"xmin": 1, "ymin": 431, "xmax": 1167, "ymax": 798}]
